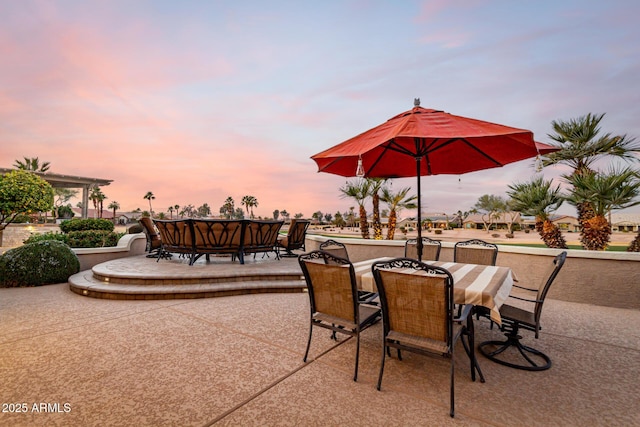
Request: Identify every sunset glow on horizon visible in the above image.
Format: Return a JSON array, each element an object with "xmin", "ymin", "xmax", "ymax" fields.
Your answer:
[{"xmin": 2, "ymin": 1, "xmax": 639, "ymax": 218}]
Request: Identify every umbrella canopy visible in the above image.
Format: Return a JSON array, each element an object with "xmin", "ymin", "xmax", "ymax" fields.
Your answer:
[{"xmin": 311, "ymin": 101, "xmax": 555, "ymax": 260}]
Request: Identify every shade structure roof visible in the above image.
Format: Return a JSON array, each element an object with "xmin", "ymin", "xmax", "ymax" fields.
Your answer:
[{"xmin": 311, "ymin": 106, "xmax": 551, "ymax": 178}]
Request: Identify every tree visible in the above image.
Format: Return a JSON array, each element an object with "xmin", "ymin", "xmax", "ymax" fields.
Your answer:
[
  {"xmin": 273, "ymin": 209, "xmax": 280, "ymax": 220},
  {"xmin": 474, "ymin": 194, "xmax": 507, "ymax": 232},
  {"xmin": 333, "ymin": 211, "xmax": 346, "ymax": 227},
  {"xmin": 367, "ymin": 178, "xmax": 386, "ymax": 240},
  {"xmin": 294, "ymin": 213, "xmax": 304, "ymax": 219},
  {"xmin": 13, "ymin": 157, "xmax": 51, "ymax": 172},
  {"xmin": 143, "ymin": 191, "xmax": 155, "ymax": 217},
  {"xmin": 280, "ymin": 210, "xmax": 290, "ymax": 223},
  {"xmin": 108, "ymin": 201, "xmax": 120, "ymax": 223},
  {"xmin": 233, "ymin": 207, "xmax": 244, "ymax": 219},
  {"xmin": 452, "ymin": 210, "xmax": 470, "ymax": 228},
  {"xmin": 52, "ymin": 188, "xmax": 78, "ymax": 218},
  {"xmin": 312, "ymin": 211, "xmax": 323, "ymax": 224},
  {"xmin": 380, "ymin": 186, "xmax": 417, "ymax": 240},
  {"xmin": 507, "ymin": 178, "xmax": 567, "ymax": 249},
  {"xmin": 543, "ymin": 113, "xmax": 640, "ymax": 249},
  {"xmin": 0, "ymin": 170, "xmax": 54, "ymax": 236},
  {"xmin": 565, "ymin": 167, "xmax": 640, "ymax": 250},
  {"xmin": 241, "ymin": 195, "xmax": 258, "ymax": 219},
  {"xmin": 324, "ymin": 213, "xmax": 333, "ymax": 223},
  {"xmin": 340, "ymin": 179, "xmax": 371, "ymax": 239},
  {"xmin": 90, "ymin": 187, "xmax": 106, "ymax": 218},
  {"xmin": 168, "ymin": 206, "xmax": 174, "ymax": 219},
  {"xmin": 220, "ymin": 197, "xmax": 235, "ymax": 219},
  {"xmin": 197, "ymin": 203, "xmax": 211, "ymax": 218},
  {"xmin": 346, "ymin": 207, "xmax": 356, "ymax": 228}
]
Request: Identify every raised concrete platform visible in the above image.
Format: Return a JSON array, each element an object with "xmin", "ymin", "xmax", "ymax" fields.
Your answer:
[{"xmin": 69, "ymin": 254, "xmax": 306, "ymax": 300}]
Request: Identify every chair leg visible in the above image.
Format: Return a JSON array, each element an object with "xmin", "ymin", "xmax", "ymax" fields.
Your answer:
[
  {"xmin": 450, "ymin": 355, "xmax": 455, "ymax": 418},
  {"xmin": 303, "ymin": 322, "xmax": 313, "ymax": 362},
  {"xmin": 377, "ymin": 341, "xmax": 387, "ymax": 391},
  {"xmin": 354, "ymin": 332, "xmax": 360, "ymax": 382}
]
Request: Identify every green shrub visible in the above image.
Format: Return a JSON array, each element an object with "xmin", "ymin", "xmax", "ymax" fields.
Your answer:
[
  {"xmin": 12, "ymin": 213, "xmax": 33, "ymax": 223},
  {"xmin": 0, "ymin": 241, "xmax": 80, "ymax": 287},
  {"xmin": 24, "ymin": 231, "xmax": 68, "ymax": 245},
  {"xmin": 127, "ymin": 222, "xmax": 143, "ymax": 234},
  {"xmin": 66, "ymin": 230, "xmax": 119, "ymax": 248},
  {"xmin": 59, "ymin": 218, "xmax": 114, "ymax": 233}
]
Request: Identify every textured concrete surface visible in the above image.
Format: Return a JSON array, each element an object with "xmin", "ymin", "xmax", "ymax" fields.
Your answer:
[{"xmin": 1, "ymin": 279, "xmax": 639, "ymax": 426}]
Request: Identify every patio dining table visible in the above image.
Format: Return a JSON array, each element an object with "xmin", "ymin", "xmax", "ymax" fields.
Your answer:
[{"xmin": 352, "ymin": 257, "xmax": 514, "ymax": 325}]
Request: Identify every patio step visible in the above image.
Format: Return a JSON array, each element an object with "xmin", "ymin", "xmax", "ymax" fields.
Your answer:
[
  {"xmin": 69, "ymin": 270, "xmax": 306, "ymax": 300},
  {"xmin": 68, "ymin": 255, "xmax": 307, "ymax": 300}
]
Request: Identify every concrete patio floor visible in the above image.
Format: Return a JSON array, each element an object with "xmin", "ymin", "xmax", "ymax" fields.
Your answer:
[{"xmin": 1, "ymin": 273, "xmax": 639, "ymax": 426}]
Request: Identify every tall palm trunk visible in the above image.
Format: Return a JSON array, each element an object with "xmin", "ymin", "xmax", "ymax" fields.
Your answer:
[
  {"xmin": 359, "ymin": 205, "xmax": 370, "ymax": 239},
  {"xmin": 581, "ymin": 215, "xmax": 611, "ymax": 251},
  {"xmin": 372, "ymin": 192, "xmax": 382, "ymax": 240},
  {"xmin": 536, "ymin": 218, "xmax": 568, "ymax": 249},
  {"xmin": 386, "ymin": 210, "xmax": 397, "ymax": 240},
  {"xmin": 577, "ymin": 201, "xmax": 597, "ymax": 250}
]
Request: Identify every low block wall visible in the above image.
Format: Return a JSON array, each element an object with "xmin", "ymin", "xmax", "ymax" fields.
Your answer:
[
  {"xmin": 73, "ymin": 233, "xmax": 147, "ymax": 271},
  {"xmin": 306, "ymin": 235, "xmax": 640, "ymax": 310}
]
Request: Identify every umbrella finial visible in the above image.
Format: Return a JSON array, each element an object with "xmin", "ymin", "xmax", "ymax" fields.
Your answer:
[{"xmin": 414, "ymin": 98, "xmax": 420, "ymax": 107}]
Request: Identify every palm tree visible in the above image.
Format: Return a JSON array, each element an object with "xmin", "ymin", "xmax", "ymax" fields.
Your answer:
[
  {"xmin": 90, "ymin": 187, "xmax": 106, "ymax": 219},
  {"xmin": 13, "ymin": 157, "xmax": 51, "ymax": 172},
  {"xmin": 543, "ymin": 113, "xmax": 640, "ymax": 249},
  {"xmin": 565, "ymin": 167, "xmax": 640, "ymax": 250},
  {"xmin": 340, "ymin": 179, "xmax": 371, "ymax": 239},
  {"xmin": 367, "ymin": 178, "xmax": 386, "ymax": 240},
  {"xmin": 380, "ymin": 186, "xmax": 417, "ymax": 240},
  {"xmin": 241, "ymin": 195, "xmax": 258, "ymax": 219},
  {"xmin": 108, "ymin": 201, "xmax": 120, "ymax": 223},
  {"xmin": 143, "ymin": 191, "xmax": 155, "ymax": 217},
  {"xmin": 168, "ymin": 206, "xmax": 174, "ymax": 219},
  {"xmin": 507, "ymin": 178, "xmax": 567, "ymax": 249}
]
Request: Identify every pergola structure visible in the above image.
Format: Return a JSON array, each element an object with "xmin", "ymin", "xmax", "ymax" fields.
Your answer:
[{"xmin": 0, "ymin": 168, "xmax": 112, "ymax": 219}]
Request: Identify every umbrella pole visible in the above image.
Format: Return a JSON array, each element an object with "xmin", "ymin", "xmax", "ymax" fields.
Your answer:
[{"xmin": 415, "ymin": 156, "xmax": 423, "ymax": 261}]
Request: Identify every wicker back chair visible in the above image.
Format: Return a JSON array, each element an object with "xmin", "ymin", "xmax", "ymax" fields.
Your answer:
[
  {"xmin": 298, "ymin": 250, "xmax": 381, "ymax": 381},
  {"xmin": 277, "ymin": 219, "xmax": 310, "ymax": 256},
  {"xmin": 453, "ymin": 239, "xmax": 498, "ymax": 266},
  {"xmin": 478, "ymin": 251, "xmax": 567, "ymax": 371},
  {"xmin": 138, "ymin": 216, "xmax": 163, "ymax": 258},
  {"xmin": 405, "ymin": 237, "xmax": 441, "ymax": 261},
  {"xmin": 319, "ymin": 239, "xmax": 349, "ymax": 262},
  {"xmin": 372, "ymin": 257, "xmax": 482, "ymax": 418}
]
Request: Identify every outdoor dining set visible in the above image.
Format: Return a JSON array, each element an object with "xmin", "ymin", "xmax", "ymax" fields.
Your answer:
[{"xmin": 298, "ymin": 238, "xmax": 567, "ymax": 418}]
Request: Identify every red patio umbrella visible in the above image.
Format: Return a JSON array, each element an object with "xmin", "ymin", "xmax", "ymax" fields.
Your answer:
[{"xmin": 311, "ymin": 99, "xmax": 556, "ymax": 260}]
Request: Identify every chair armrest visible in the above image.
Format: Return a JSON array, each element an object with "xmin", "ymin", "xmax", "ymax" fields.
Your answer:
[{"xmin": 508, "ymin": 295, "xmax": 542, "ymax": 303}]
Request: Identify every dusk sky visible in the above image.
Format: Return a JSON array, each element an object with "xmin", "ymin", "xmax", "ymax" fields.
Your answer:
[{"xmin": 2, "ymin": 1, "xmax": 639, "ymax": 218}]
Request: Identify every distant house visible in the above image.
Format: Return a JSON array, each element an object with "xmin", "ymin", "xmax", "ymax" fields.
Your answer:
[
  {"xmin": 463, "ymin": 212, "xmax": 521, "ymax": 230},
  {"xmin": 611, "ymin": 213, "xmax": 640, "ymax": 232},
  {"xmin": 552, "ymin": 215, "xmax": 580, "ymax": 232}
]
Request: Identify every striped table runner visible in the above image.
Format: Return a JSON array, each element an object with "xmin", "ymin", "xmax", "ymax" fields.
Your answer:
[{"xmin": 356, "ymin": 258, "xmax": 513, "ymax": 325}]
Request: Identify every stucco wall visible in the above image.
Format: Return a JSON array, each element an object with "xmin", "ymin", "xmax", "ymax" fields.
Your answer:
[
  {"xmin": 73, "ymin": 233, "xmax": 147, "ymax": 271},
  {"xmin": 306, "ymin": 235, "xmax": 640, "ymax": 310}
]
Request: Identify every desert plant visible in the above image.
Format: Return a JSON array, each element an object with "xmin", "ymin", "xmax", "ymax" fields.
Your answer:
[{"xmin": 0, "ymin": 240, "xmax": 80, "ymax": 287}]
